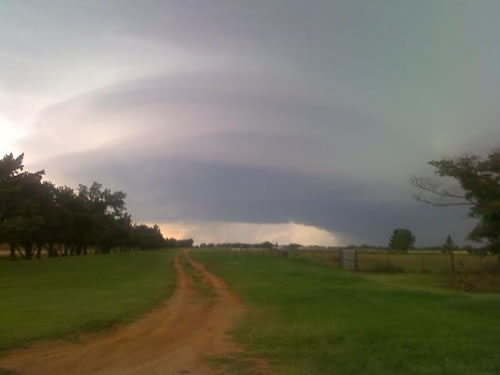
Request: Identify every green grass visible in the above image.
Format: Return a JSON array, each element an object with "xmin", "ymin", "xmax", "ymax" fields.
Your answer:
[
  {"xmin": 362, "ymin": 272, "xmax": 452, "ymax": 292},
  {"xmin": 193, "ymin": 251, "xmax": 500, "ymax": 375},
  {"xmin": 0, "ymin": 250, "xmax": 176, "ymax": 352},
  {"xmin": 358, "ymin": 252, "xmax": 498, "ymax": 273},
  {"xmin": 208, "ymin": 353, "xmax": 261, "ymax": 374}
]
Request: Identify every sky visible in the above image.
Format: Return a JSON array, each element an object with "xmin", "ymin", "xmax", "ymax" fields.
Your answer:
[{"xmin": 1, "ymin": 0, "xmax": 499, "ymax": 246}]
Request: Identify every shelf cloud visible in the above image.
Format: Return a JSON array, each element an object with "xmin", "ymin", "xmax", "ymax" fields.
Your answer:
[{"xmin": 2, "ymin": 1, "xmax": 498, "ymax": 245}]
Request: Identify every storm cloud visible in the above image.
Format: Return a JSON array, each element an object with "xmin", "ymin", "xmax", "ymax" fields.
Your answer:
[{"xmin": 1, "ymin": 1, "xmax": 497, "ymax": 245}]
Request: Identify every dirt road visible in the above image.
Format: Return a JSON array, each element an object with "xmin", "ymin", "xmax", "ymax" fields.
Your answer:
[{"xmin": 0, "ymin": 252, "xmax": 265, "ymax": 374}]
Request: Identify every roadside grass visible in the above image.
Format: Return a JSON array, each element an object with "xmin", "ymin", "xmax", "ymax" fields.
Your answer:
[
  {"xmin": 193, "ymin": 251, "xmax": 500, "ymax": 375},
  {"xmin": 362, "ymin": 273, "xmax": 452, "ymax": 292},
  {"xmin": 208, "ymin": 353, "xmax": 259, "ymax": 375},
  {"xmin": 0, "ymin": 250, "xmax": 176, "ymax": 352}
]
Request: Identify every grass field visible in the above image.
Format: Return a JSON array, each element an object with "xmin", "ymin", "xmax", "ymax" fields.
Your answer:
[
  {"xmin": 287, "ymin": 249, "xmax": 499, "ymax": 274},
  {"xmin": 0, "ymin": 250, "xmax": 176, "ymax": 352},
  {"xmin": 193, "ymin": 250, "xmax": 500, "ymax": 375},
  {"xmin": 358, "ymin": 252, "xmax": 498, "ymax": 273}
]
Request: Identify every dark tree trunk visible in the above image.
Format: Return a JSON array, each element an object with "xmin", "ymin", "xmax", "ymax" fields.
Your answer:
[
  {"xmin": 9, "ymin": 243, "xmax": 16, "ymax": 261},
  {"xmin": 36, "ymin": 244, "xmax": 42, "ymax": 259},
  {"xmin": 48, "ymin": 243, "xmax": 55, "ymax": 257},
  {"xmin": 24, "ymin": 242, "xmax": 34, "ymax": 260},
  {"xmin": 16, "ymin": 247, "xmax": 25, "ymax": 259}
]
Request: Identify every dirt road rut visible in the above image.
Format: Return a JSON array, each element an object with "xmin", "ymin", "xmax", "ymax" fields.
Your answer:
[{"xmin": 0, "ymin": 252, "xmax": 264, "ymax": 374}]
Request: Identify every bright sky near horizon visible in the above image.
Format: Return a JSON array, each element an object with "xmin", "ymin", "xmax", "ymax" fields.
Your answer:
[{"xmin": 1, "ymin": 1, "xmax": 499, "ymax": 246}]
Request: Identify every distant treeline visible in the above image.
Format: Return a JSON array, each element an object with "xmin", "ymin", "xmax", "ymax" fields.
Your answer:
[
  {"xmin": 200, "ymin": 241, "xmax": 276, "ymax": 249},
  {"xmin": 0, "ymin": 153, "xmax": 193, "ymax": 260},
  {"xmin": 199, "ymin": 241, "xmax": 484, "ymax": 254}
]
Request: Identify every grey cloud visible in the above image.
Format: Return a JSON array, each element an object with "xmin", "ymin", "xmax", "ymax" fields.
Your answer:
[
  {"xmin": 41, "ymin": 148, "xmax": 473, "ymax": 246},
  {"xmin": 23, "ymin": 73, "xmax": 424, "ymax": 181},
  {"xmin": 18, "ymin": 71, "xmax": 470, "ymax": 246}
]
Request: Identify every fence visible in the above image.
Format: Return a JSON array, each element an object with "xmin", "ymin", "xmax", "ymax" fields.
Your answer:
[
  {"xmin": 287, "ymin": 249, "xmax": 498, "ymax": 274},
  {"xmin": 358, "ymin": 251, "xmax": 498, "ymax": 273}
]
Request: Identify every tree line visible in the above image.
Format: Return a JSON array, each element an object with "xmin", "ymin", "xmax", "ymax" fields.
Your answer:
[
  {"xmin": 0, "ymin": 153, "xmax": 192, "ymax": 260},
  {"xmin": 200, "ymin": 241, "xmax": 276, "ymax": 249}
]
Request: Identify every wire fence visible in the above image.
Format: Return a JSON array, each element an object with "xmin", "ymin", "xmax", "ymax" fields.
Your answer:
[{"xmin": 285, "ymin": 249, "xmax": 499, "ymax": 274}]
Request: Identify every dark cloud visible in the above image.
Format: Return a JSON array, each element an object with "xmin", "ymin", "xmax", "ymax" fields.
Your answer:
[
  {"xmin": 18, "ymin": 69, "xmax": 475, "ymax": 245},
  {"xmin": 39, "ymin": 145, "xmax": 473, "ymax": 246},
  {"xmin": 4, "ymin": 0, "xmax": 498, "ymax": 245}
]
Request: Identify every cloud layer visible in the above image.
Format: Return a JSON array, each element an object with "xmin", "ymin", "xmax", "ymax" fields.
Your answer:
[{"xmin": 2, "ymin": 1, "xmax": 499, "ymax": 245}]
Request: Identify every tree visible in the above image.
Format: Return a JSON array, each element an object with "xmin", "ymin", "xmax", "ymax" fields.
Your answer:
[
  {"xmin": 388, "ymin": 228, "xmax": 415, "ymax": 251},
  {"xmin": 131, "ymin": 224, "xmax": 166, "ymax": 250},
  {"xmin": 411, "ymin": 148, "xmax": 500, "ymax": 252},
  {"xmin": 34, "ymin": 182, "xmax": 61, "ymax": 258},
  {"xmin": 259, "ymin": 241, "xmax": 274, "ymax": 249},
  {"xmin": 0, "ymin": 153, "xmax": 45, "ymax": 259},
  {"xmin": 442, "ymin": 235, "xmax": 457, "ymax": 252}
]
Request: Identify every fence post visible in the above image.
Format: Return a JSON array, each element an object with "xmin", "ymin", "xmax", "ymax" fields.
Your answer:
[
  {"xmin": 450, "ymin": 251, "xmax": 455, "ymax": 274},
  {"xmin": 354, "ymin": 249, "xmax": 359, "ymax": 272}
]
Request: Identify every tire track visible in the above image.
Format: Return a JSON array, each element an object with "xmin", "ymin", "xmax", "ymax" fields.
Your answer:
[{"xmin": 0, "ymin": 251, "xmax": 265, "ymax": 375}]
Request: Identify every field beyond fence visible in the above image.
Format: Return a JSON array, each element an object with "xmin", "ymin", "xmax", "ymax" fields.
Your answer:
[
  {"xmin": 285, "ymin": 249, "xmax": 499, "ymax": 274},
  {"xmin": 193, "ymin": 250, "xmax": 500, "ymax": 374}
]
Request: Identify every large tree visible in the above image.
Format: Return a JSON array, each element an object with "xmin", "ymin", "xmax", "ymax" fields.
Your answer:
[{"xmin": 411, "ymin": 148, "xmax": 500, "ymax": 252}]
